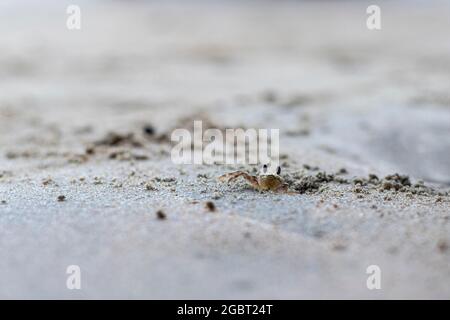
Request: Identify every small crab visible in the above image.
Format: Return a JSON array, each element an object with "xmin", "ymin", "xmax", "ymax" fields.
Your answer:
[{"xmin": 218, "ymin": 164, "xmax": 291, "ymax": 193}]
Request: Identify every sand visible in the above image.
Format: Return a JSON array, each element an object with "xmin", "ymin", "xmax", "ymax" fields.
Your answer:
[{"xmin": 0, "ymin": 0, "xmax": 450, "ymax": 299}]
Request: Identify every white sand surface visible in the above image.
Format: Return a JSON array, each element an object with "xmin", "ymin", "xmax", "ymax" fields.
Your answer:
[{"xmin": 0, "ymin": 1, "xmax": 450, "ymax": 299}]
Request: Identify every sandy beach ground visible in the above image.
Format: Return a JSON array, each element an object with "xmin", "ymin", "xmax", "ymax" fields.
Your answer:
[{"xmin": 0, "ymin": 0, "xmax": 450, "ymax": 299}]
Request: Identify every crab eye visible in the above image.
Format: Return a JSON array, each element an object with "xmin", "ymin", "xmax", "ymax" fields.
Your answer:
[
  {"xmin": 262, "ymin": 164, "xmax": 268, "ymax": 173},
  {"xmin": 276, "ymin": 166, "xmax": 281, "ymax": 175}
]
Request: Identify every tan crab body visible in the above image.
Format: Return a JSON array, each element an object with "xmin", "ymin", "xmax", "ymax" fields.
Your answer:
[
  {"xmin": 218, "ymin": 164, "xmax": 290, "ymax": 193},
  {"xmin": 258, "ymin": 174, "xmax": 284, "ymax": 191}
]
